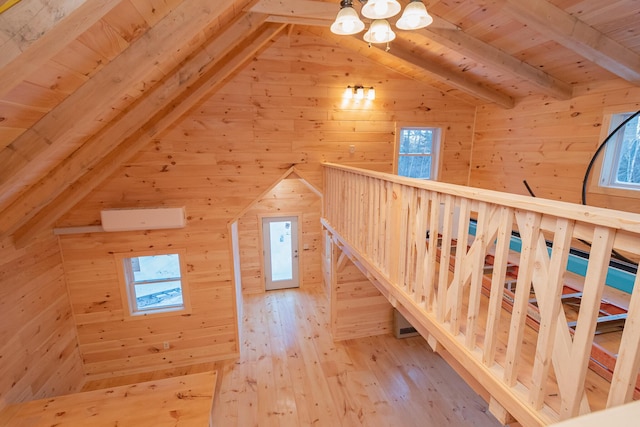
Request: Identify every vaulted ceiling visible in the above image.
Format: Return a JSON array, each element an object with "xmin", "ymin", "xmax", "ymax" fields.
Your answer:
[{"xmin": 1, "ymin": 0, "xmax": 639, "ymax": 246}]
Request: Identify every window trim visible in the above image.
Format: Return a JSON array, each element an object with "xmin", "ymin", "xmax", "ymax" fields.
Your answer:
[
  {"xmin": 394, "ymin": 123, "xmax": 443, "ymax": 180},
  {"xmin": 116, "ymin": 248, "xmax": 191, "ymax": 320},
  {"xmin": 599, "ymin": 111, "xmax": 640, "ymax": 190},
  {"xmin": 590, "ymin": 104, "xmax": 640, "ymax": 199}
]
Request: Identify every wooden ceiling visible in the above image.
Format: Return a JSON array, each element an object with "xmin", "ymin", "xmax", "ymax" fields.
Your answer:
[{"xmin": 0, "ymin": 0, "xmax": 639, "ymax": 246}]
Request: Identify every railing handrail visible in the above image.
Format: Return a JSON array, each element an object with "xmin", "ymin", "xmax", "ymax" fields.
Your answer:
[
  {"xmin": 323, "ymin": 162, "xmax": 640, "ymax": 233},
  {"xmin": 322, "ymin": 163, "xmax": 640, "ymax": 426}
]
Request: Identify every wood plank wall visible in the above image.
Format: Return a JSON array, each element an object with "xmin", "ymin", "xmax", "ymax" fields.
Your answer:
[
  {"xmin": 331, "ymin": 256, "xmax": 393, "ymax": 341},
  {"xmin": 238, "ymin": 176, "xmax": 322, "ymax": 295},
  {"xmin": 54, "ymin": 30, "xmax": 476, "ymax": 378},
  {"xmin": 0, "ymin": 233, "xmax": 83, "ymax": 410},
  {"xmin": 471, "ymin": 80, "xmax": 640, "ymax": 213},
  {"xmin": 57, "ymin": 229, "xmax": 240, "ymax": 379}
]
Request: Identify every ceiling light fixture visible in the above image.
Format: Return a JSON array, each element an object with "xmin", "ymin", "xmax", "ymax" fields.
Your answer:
[{"xmin": 331, "ymin": 0, "xmax": 433, "ymax": 50}]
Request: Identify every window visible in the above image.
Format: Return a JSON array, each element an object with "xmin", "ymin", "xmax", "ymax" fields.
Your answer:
[
  {"xmin": 397, "ymin": 127, "xmax": 440, "ymax": 179},
  {"xmin": 600, "ymin": 112, "xmax": 640, "ymax": 190},
  {"xmin": 116, "ymin": 249, "xmax": 190, "ymax": 317}
]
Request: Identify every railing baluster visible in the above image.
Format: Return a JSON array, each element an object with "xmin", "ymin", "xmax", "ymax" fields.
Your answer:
[
  {"xmin": 529, "ymin": 217, "xmax": 575, "ymax": 410},
  {"xmin": 372, "ymin": 178, "xmax": 381, "ymax": 267},
  {"xmin": 608, "ymin": 269, "xmax": 640, "ymax": 407},
  {"xmin": 562, "ymin": 226, "xmax": 614, "ymax": 418},
  {"xmin": 414, "ymin": 190, "xmax": 427, "ymax": 304},
  {"xmin": 505, "ymin": 211, "xmax": 542, "ymax": 386},
  {"xmin": 451, "ymin": 198, "xmax": 470, "ymax": 335},
  {"xmin": 466, "ymin": 202, "xmax": 490, "ymax": 350},
  {"xmin": 483, "ymin": 206, "xmax": 513, "ymax": 366},
  {"xmin": 425, "ymin": 191, "xmax": 440, "ymax": 312},
  {"xmin": 437, "ymin": 194, "xmax": 455, "ymax": 324},
  {"xmin": 397, "ymin": 186, "xmax": 411, "ymax": 292}
]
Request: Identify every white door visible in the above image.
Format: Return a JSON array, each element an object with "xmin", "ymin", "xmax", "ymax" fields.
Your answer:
[{"xmin": 262, "ymin": 216, "xmax": 300, "ymax": 290}]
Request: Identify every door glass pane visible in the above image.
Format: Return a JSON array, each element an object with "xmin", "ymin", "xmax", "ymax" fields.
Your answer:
[{"xmin": 270, "ymin": 221, "xmax": 293, "ymax": 281}]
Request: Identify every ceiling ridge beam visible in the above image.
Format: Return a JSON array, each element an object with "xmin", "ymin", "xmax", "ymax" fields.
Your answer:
[
  {"xmin": 0, "ymin": 0, "xmax": 121, "ymax": 97},
  {"xmin": 505, "ymin": 0, "xmax": 640, "ymax": 84},
  {"xmin": 0, "ymin": 0, "xmax": 236, "ymax": 210},
  {"xmin": 422, "ymin": 27, "xmax": 573, "ymax": 100},
  {"xmin": 10, "ymin": 21, "xmax": 287, "ymax": 246},
  {"xmin": 309, "ymin": 26, "xmax": 514, "ymax": 109}
]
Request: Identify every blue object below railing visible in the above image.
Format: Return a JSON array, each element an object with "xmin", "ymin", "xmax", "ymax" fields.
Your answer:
[{"xmin": 467, "ymin": 221, "xmax": 636, "ymax": 294}]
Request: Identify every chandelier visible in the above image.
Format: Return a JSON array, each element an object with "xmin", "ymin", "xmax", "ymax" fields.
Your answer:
[{"xmin": 330, "ymin": 0, "xmax": 433, "ymax": 48}]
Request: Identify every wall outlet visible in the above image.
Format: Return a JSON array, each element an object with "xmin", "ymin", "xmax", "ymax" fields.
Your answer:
[
  {"xmin": 163, "ymin": 341, "xmax": 170, "ymax": 350},
  {"xmin": 349, "ymin": 144, "xmax": 356, "ymax": 154}
]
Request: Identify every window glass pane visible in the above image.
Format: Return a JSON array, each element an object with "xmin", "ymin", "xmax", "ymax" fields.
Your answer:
[
  {"xmin": 131, "ymin": 254, "xmax": 181, "ymax": 282},
  {"xmin": 122, "ymin": 253, "xmax": 185, "ymax": 314},
  {"xmin": 399, "ymin": 155, "xmax": 432, "ymax": 179},
  {"xmin": 614, "ymin": 115, "xmax": 640, "ymax": 185},
  {"xmin": 399, "ymin": 128, "xmax": 433, "ymax": 154},
  {"xmin": 269, "ymin": 221, "xmax": 293, "ymax": 281},
  {"xmin": 134, "ymin": 280, "xmax": 183, "ymax": 309}
]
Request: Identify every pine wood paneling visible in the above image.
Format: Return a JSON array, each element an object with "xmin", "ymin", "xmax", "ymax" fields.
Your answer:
[
  {"xmin": 470, "ymin": 81, "xmax": 640, "ymax": 213},
  {"xmin": 0, "ymin": 233, "xmax": 83, "ymax": 410},
  {"xmin": 59, "ymin": 230, "xmax": 239, "ymax": 378},
  {"xmin": 55, "ymin": 31, "xmax": 476, "ymax": 378},
  {"xmin": 332, "ymin": 257, "xmax": 393, "ymax": 341}
]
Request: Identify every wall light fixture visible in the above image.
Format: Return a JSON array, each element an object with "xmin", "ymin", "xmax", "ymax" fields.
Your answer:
[{"xmin": 344, "ymin": 85, "xmax": 376, "ymax": 100}]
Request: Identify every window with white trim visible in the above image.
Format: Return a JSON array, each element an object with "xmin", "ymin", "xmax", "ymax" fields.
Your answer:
[
  {"xmin": 397, "ymin": 127, "xmax": 440, "ymax": 179},
  {"xmin": 116, "ymin": 250, "xmax": 190, "ymax": 317},
  {"xmin": 600, "ymin": 112, "xmax": 640, "ymax": 190}
]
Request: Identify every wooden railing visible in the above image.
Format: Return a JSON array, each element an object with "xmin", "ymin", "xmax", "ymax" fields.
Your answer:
[{"xmin": 321, "ymin": 163, "xmax": 640, "ymax": 427}]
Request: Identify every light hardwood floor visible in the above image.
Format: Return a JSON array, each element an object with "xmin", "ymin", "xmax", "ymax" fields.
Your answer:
[{"xmin": 84, "ymin": 283, "xmax": 501, "ymax": 426}]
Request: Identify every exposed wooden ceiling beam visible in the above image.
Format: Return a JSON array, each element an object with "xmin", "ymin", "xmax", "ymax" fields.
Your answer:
[
  {"xmin": 309, "ymin": 26, "xmax": 514, "ymax": 108},
  {"xmin": 421, "ymin": 27, "xmax": 573, "ymax": 100},
  {"xmin": 0, "ymin": 0, "xmax": 235, "ymax": 211},
  {"xmin": 0, "ymin": 0, "xmax": 121, "ymax": 97},
  {"xmin": 10, "ymin": 21, "xmax": 287, "ymax": 246},
  {"xmin": 505, "ymin": 0, "xmax": 640, "ymax": 84},
  {"xmin": 253, "ymin": 0, "xmax": 458, "ymax": 30},
  {"xmin": 254, "ymin": 0, "xmax": 565, "ymax": 101}
]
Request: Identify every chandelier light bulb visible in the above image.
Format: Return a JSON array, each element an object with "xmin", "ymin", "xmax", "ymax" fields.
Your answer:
[
  {"xmin": 361, "ymin": 0, "xmax": 401, "ymax": 19},
  {"xmin": 363, "ymin": 19, "xmax": 396, "ymax": 44},
  {"xmin": 374, "ymin": 1, "xmax": 388, "ymax": 17},
  {"xmin": 330, "ymin": 1, "xmax": 365, "ymax": 35},
  {"xmin": 396, "ymin": 0, "xmax": 433, "ymax": 30}
]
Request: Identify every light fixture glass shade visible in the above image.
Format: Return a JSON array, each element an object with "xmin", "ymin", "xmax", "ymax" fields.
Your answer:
[
  {"xmin": 361, "ymin": 0, "xmax": 401, "ymax": 19},
  {"xmin": 396, "ymin": 0, "xmax": 433, "ymax": 30},
  {"xmin": 363, "ymin": 19, "xmax": 396, "ymax": 43},
  {"xmin": 330, "ymin": 6, "xmax": 365, "ymax": 35},
  {"xmin": 343, "ymin": 86, "xmax": 354, "ymax": 99},
  {"xmin": 355, "ymin": 87, "xmax": 365, "ymax": 99},
  {"xmin": 367, "ymin": 87, "xmax": 376, "ymax": 100}
]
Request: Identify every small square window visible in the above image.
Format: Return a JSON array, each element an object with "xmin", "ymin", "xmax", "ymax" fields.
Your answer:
[
  {"xmin": 397, "ymin": 127, "xmax": 440, "ymax": 179},
  {"xmin": 600, "ymin": 112, "xmax": 640, "ymax": 190},
  {"xmin": 116, "ymin": 250, "xmax": 190, "ymax": 317}
]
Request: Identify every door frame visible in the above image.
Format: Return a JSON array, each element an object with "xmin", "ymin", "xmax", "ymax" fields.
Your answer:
[{"xmin": 258, "ymin": 212, "xmax": 303, "ymax": 291}]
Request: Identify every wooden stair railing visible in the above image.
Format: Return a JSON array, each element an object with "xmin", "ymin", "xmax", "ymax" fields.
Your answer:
[{"xmin": 321, "ymin": 163, "xmax": 640, "ymax": 427}]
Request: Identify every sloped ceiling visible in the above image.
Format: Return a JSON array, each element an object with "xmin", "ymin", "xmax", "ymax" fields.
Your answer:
[{"xmin": 0, "ymin": 0, "xmax": 639, "ymax": 246}]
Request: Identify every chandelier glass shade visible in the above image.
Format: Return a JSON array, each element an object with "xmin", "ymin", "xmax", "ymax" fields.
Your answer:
[{"xmin": 331, "ymin": 0, "xmax": 433, "ymax": 44}]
